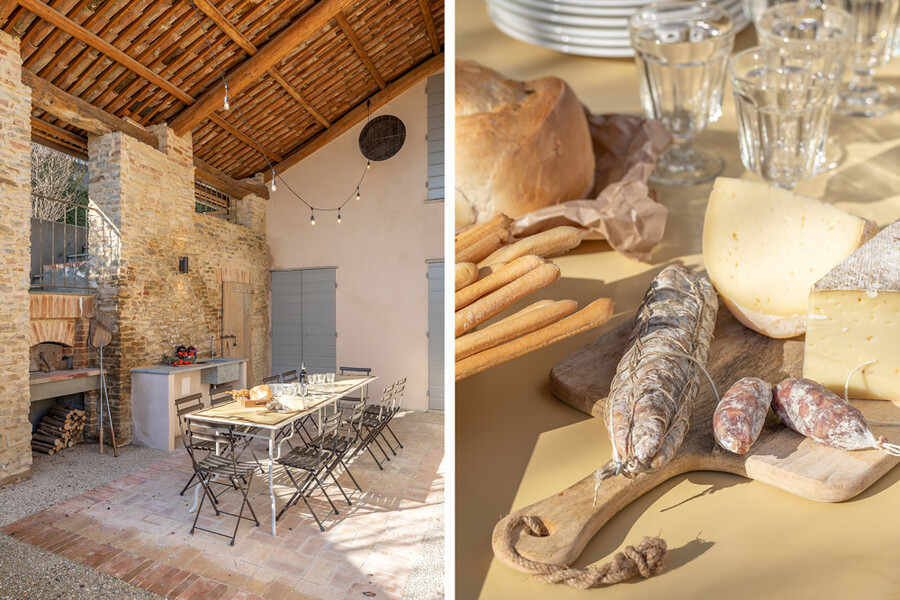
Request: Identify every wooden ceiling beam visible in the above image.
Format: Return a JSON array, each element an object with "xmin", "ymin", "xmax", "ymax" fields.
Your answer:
[
  {"xmin": 31, "ymin": 115, "xmax": 87, "ymax": 147},
  {"xmin": 266, "ymin": 67, "xmax": 331, "ymax": 128},
  {"xmin": 190, "ymin": 0, "xmax": 332, "ymax": 129},
  {"xmin": 32, "ymin": 128, "xmax": 88, "ymax": 160},
  {"xmin": 208, "ymin": 114, "xmax": 281, "ymax": 162},
  {"xmin": 16, "ymin": 0, "xmax": 194, "ymax": 104},
  {"xmin": 334, "ymin": 13, "xmax": 385, "ymax": 89},
  {"xmin": 416, "ymin": 0, "xmax": 441, "ymax": 54},
  {"xmin": 168, "ymin": 0, "xmax": 354, "ymax": 136},
  {"xmin": 267, "ymin": 52, "xmax": 443, "ymax": 179},
  {"xmin": 23, "ymin": 69, "xmax": 268, "ymax": 199}
]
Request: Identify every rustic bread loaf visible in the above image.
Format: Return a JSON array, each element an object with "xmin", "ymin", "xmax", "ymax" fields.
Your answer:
[
  {"xmin": 455, "ymin": 60, "xmax": 595, "ymax": 231},
  {"xmin": 249, "ymin": 384, "xmax": 273, "ymax": 403}
]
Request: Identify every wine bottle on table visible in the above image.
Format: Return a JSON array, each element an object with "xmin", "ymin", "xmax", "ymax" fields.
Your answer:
[{"xmin": 299, "ymin": 362, "xmax": 307, "ymax": 385}]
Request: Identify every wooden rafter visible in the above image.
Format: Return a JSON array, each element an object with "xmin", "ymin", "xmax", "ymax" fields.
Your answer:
[
  {"xmin": 168, "ymin": 0, "xmax": 355, "ymax": 136},
  {"xmin": 208, "ymin": 113, "xmax": 282, "ymax": 162},
  {"xmin": 334, "ymin": 13, "xmax": 385, "ymax": 89},
  {"xmin": 31, "ymin": 116, "xmax": 86, "ymax": 147},
  {"xmin": 191, "ymin": 0, "xmax": 332, "ymax": 129},
  {"xmin": 267, "ymin": 53, "xmax": 443, "ymax": 180},
  {"xmin": 16, "ymin": 0, "xmax": 194, "ymax": 104},
  {"xmin": 416, "ymin": 0, "xmax": 440, "ymax": 54}
]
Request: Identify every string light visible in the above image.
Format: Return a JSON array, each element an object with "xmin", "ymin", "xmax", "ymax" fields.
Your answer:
[{"xmin": 189, "ymin": 0, "xmax": 369, "ymax": 225}]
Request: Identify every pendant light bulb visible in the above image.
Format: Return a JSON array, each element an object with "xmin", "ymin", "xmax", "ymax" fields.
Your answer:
[
  {"xmin": 366, "ymin": 161, "xmax": 371, "ymax": 170},
  {"xmin": 356, "ymin": 187, "xmax": 360, "ymax": 201},
  {"xmin": 310, "ymin": 209, "xmax": 315, "ymax": 226},
  {"xmin": 337, "ymin": 210, "xmax": 341, "ymax": 224},
  {"xmin": 270, "ymin": 170, "xmax": 276, "ymax": 192},
  {"xmin": 223, "ymin": 83, "xmax": 230, "ymax": 111}
]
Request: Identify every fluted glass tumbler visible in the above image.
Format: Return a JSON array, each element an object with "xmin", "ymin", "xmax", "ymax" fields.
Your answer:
[
  {"xmin": 756, "ymin": 3, "xmax": 854, "ymax": 170},
  {"xmin": 629, "ymin": 1, "xmax": 736, "ymax": 186},
  {"xmin": 730, "ymin": 45, "xmax": 842, "ymax": 188}
]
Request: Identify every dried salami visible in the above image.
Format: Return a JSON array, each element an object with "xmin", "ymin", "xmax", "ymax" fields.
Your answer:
[
  {"xmin": 773, "ymin": 378, "xmax": 900, "ymax": 455},
  {"xmin": 713, "ymin": 377, "xmax": 772, "ymax": 454}
]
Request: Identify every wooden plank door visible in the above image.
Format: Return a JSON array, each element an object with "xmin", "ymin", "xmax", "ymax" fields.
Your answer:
[
  {"xmin": 427, "ymin": 262, "xmax": 444, "ymax": 410},
  {"xmin": 223, "ymin": 281, "xmax": 253, "ymax": 383}
]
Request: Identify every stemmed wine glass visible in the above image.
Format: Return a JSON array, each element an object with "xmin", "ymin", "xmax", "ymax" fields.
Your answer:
[
  {"xmin": 834, "ymin": 0, "xmax": 900, "ymax": 116},
  {"xmin": 629, "ymin": 1, "xmax": 736, "ymax": 186}
]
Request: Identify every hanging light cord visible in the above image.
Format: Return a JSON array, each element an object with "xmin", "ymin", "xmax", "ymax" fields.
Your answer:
[{"xmin": 187, "ymin": 0, "xmax": 370, "ymax": 214}]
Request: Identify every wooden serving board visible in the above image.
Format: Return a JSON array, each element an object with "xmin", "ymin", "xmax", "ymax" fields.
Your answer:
[{"xmin": 492, "ymin": 307, "xmax": 900, "ymax": 571}]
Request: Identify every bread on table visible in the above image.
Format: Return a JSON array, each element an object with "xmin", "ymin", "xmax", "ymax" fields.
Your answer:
[{"xmin": 455, "ymin": 60, "xmax": 595, "ymax": 231}]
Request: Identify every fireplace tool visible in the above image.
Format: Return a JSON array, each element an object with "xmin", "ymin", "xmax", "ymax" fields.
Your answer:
[{"xmin": 88, "ymin": 318, "xmax": 117, "ymax": 457}]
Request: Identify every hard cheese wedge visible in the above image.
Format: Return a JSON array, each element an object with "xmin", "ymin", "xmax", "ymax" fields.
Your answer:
[
  {"xmin": 804, "ymin": 220, "xmax": 900, "ymax": 401},
  {"xmin": 703, "ymin": 178, "xmax": 876, "ymax": 338}
]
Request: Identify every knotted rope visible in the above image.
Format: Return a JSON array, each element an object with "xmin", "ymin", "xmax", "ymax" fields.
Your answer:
[{"xmin": 494, "ymin": 515, "xmax": 668, "ymax": 590}]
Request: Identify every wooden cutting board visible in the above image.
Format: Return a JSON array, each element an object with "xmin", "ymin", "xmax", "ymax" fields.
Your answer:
[{"xmin": 492, "ymin": 307, "xmax": 900, "ymax": 571}]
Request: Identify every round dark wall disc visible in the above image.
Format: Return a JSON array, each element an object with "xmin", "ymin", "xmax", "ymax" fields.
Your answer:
[{"xmin": 359, "ymin": 115, "xmax": 406, "ymax": 161}]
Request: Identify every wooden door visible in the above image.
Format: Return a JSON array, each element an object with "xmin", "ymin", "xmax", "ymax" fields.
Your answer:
[
  {"xmin": 427, "ymin": 262, "xmax": 444, "ymax": 410},
  {"xmin": 223, "ymin": 281, "xmax": 252, "ymax": 383}
]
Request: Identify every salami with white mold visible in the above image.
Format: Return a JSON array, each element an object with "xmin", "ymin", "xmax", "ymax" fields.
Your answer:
[
  {"xmin": 772, "ymin": 378, "xmax": 895, "ymax": 452},
  {"xmin": 713, "ymin": 377, "xmax": 772, "ymax": 454}
]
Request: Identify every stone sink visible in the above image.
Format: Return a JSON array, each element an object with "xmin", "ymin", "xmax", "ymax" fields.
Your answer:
[{"xmin": 196, "ymin": 358, "xmax": 241, "ymax": 385}]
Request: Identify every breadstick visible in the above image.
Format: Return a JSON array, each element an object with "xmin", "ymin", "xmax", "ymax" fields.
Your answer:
[
  {"xmin": 456, "ymin": 230, "xmax": 507, "ymax": 264},
  {"xmin": 455, "ymin": 262, "xmax": 561, "ymax": 337},
  {"xmin": 456, "ymin": 299, "xmax": 578, "ymax": 361},
  {"xmin": 455, "ymin": 262, "xmax": 479, "ymax": 291},
  {"xmin": 477, "ymin": 263, "xmax": 505, "ymax": 281},
  {"xmin": 487, "ymin": 299, "xmax": 556, "ymax": 328},
  {"xmin": 480, "ymin": 226, "xmax": 584, "ymax": 266},
  {"xmin": 455, "ymin": 214, "xmax": 513, "ymax": 252},
  {"xmin": 455, "ymin": 255, "xmax": 546, "ymax": 311},
  {"xmin": 456, "ymin": 298, "xmax": 614, "ymax": 380}
]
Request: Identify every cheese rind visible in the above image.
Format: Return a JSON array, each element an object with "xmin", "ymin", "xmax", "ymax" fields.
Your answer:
[
  {"xmin": 803, "ymin": 220, "xmax": 900, "ymax": 401},
  {"xmin": 702, "ymin": 178, "xmax": 875, "ymax": 338}
]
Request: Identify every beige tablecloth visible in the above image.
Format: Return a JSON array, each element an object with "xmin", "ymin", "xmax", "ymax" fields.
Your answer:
[{"xmin": 456, "ymin": 2, "xmax": 900, "ymax": 598}]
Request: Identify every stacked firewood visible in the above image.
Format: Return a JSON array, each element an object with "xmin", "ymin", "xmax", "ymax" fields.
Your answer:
[{"xmin": 31, "ymin": 406, "xmax": 86, "ymax": 455}]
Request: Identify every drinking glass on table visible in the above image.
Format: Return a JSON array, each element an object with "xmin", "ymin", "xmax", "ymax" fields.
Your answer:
[
  {"xmin": 325, "ymin": 372, "xmax": 335, "ymax": 387},
  {"xmin": 756, "ymin": 2, "xmax": 855, "ymax": 170},
  {"xmin": 629, "ymin": 1, "xmax": 736, "ymax": 186},
  {"xmin": 730, "ymin": 45, "xmax": 843, "ymax": 188},
  {"xmin": 834, "ymin": 0, "xmax": 900, "ymax": 116}
]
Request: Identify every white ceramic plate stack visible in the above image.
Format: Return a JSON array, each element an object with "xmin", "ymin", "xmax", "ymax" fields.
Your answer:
[{"xmin": 486, "ymin": 0, "xmax": 750, "ymax": 58}]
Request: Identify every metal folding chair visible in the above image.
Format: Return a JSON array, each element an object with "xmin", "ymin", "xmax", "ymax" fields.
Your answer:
[
  {"xmin": 182, "ymin": 421, "xmax": 260, "ymax": 545},
  {"xmin": 275, "ymin": 412, "xmax": 342, "ymax": 531},
  {"xmin": 309, "ymin": 401, "xmax": 366, "ymax": 505},
  {"xmin": 282, "ymin": 370, "xmax": 298, "ymax": 382},
  {"xmin": 177, "ymin": 393, "xmax": 232, "ymax": 499},
  {"xmin": 382, "ymin": 377, "xmax": 406, "ymax": 453},
  {"xmin": 262, "ymin": 374, "xmax": 281, "ymax": 385},
  {"xmin": 355, "ymin": 385, "xmax": 395, "ymax": 470},
  {"xmin": 337, "ymin": 366, "xmax": 372, "ymax": 408},
  {"xmin": 209, "ymin": 385, "xmax": 266, "ymax": 473}
]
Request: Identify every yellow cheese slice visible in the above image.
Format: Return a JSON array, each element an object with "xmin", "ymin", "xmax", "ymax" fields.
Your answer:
[
  {"xmin": 702, "ymin": 178, "xmax": 876, "ymax": 338},
  {"xmin": 804, "ymin": 220, "xmax": 900, "ymax": 401}
]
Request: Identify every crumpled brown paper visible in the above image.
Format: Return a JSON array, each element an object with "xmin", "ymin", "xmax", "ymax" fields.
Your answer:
[{"xmin": 511, "ymin": 114, "xmax": 673, "ymax": 263}]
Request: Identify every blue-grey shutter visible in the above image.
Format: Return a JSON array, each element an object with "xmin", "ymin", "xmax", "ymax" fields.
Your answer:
[
  {"xmin": 426, "ymin": 73, "xmax": 444, "ymax": 202},
  {"xmin": 427, "ymin": 262, "xmax": 444, "ymax": 410},
  {"xmin": 270, "ymin": 268, "xmax": 337, "ymax": 377}
]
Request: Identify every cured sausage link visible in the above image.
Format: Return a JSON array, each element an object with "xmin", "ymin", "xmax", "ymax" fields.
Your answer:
[{"xmin": 714, "ymin": 377, "xmax": 773, "ymax": 455}]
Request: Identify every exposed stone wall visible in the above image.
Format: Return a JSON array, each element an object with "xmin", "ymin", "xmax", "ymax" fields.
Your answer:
[
  {"xmin": 0, "ymin": 30, "xmax": 32, "ymax": 486},
  {"xmin": 87, "ymin": 127, "xmax": 269, "ymax": 443}
]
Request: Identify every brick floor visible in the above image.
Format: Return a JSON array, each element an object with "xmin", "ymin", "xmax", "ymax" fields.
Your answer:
[{"xmin": 3, "ymin": 412, "xmax": 443, "ymax": 600}]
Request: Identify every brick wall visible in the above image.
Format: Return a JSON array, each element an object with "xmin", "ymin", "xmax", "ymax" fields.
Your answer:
[
  {"xmin": 0, "ymin": 30, "xmax": 32, "ymax": 486},
  {"xmin": 87, "ymin": 127, "xmax": 269, "ymax": 443}
]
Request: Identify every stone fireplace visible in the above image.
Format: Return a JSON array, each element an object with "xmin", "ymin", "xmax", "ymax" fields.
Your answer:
[{"xmin": 27, "ymin": 293, "xmax": 100, "ymax": 438}]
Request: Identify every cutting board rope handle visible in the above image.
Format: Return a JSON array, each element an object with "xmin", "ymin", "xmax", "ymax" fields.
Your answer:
[{"xmin": 493, "ymin": 513, "xmax": 668, "ymax": 589}]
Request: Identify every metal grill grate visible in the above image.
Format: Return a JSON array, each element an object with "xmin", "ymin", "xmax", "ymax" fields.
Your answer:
[{"xmin": 359, "ymin": 115, "xmax": 407, "ymax": 161}]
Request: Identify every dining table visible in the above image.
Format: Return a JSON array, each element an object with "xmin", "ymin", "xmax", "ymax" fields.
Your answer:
[
  {"xmin": 185, "ymin": 375, "xmax": 377, "ymax": 536},
  {"xmin": 456, "ymin": 0, "xmax": 900, "ymax": 598}
]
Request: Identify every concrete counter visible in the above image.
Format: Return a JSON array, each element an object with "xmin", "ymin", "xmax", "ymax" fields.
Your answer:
[{"xmin": 131, "ymin": 359, "xmax": 248, "ymax": 451}]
